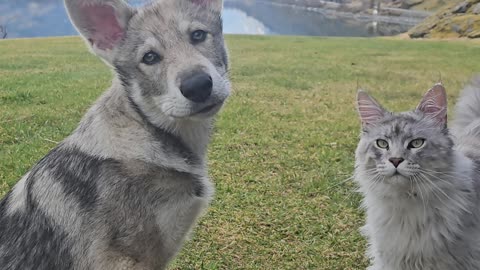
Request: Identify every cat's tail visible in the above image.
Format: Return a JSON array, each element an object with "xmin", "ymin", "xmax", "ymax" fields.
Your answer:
[
  {"xmin": 452, "ymin": 76, "xmax": 480, "ymax": 140},
  {"xmin": 451, "ymin": 75, "xmax": 480, "ymax": 162}
]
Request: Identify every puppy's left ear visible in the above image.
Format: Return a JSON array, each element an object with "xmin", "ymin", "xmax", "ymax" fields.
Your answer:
[
  {"xmin": 416, "ymin": 83, "xmax": 448, "ymax": 127},
  {"xmin": 190, "ymin": 0, "xmax": 223, "ymax": 12}
]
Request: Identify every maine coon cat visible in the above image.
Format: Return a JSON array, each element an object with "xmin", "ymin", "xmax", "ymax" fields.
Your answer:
[{"xmin": 354, "ymin": 78, "xmax": 480, "ymax": 270}]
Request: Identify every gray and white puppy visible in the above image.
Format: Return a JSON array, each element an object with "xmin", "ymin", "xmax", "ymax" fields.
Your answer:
[
  {"xmin": 354, "ymin": 81, "xmax": 480, "ymax": 270},
  {"xmin": 0, "ymin": 0, "xmax": 230, "ymax": 269}
]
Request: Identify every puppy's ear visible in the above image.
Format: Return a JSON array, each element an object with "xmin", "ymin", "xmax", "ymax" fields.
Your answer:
[
  {"xmin": 65, "ymin": 0, "xmax": 135, "ymax": 63},
  {"xmin": 189, "ymin": 0, "xmax": 223, "ymax": 12}
]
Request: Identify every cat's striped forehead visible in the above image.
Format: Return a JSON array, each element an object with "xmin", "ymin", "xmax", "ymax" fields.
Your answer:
[
  {"xmin": 364, "ymin": 111, "xmax": 448, "ymax": 140},
  {"xmin": 358, "ymin": 109, "xmax": 454, "ymax": 166}
]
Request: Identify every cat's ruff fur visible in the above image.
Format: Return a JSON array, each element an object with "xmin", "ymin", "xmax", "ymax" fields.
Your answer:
[
  {"xmin": 0, "ymin": 0, "xmax": 230, "ymax": 269},
  {"xmin": 355, "ymin": 79, "xmax": 480, "ymax": 270}
]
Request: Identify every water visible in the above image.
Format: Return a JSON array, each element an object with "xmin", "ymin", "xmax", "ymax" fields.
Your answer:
[{"xmin": 0, "ymin": 0, "xmax": 415, "ymax": 39}]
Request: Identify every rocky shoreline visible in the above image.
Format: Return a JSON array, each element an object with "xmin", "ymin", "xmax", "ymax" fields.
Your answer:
[
  {"xmin": 233, "ymin": 0, "xmax": 480, "ymax": 39},
  {"xmin": 253, "ymin": 0, "xmax": 430, "ymax": 26}
]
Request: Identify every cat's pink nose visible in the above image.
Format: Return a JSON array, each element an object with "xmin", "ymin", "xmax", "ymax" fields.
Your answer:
[{"xmin": 389, "ymin": 158, "xmax": 405, "ymax": 168}]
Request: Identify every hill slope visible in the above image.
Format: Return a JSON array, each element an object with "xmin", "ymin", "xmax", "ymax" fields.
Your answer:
[
  {"xmin": 409, "ymin": 0, "xmax": 480, "ymax": 38},
  {"xmin": 397, "ymin": 0, "xmax": 464, "ymax": 11}
]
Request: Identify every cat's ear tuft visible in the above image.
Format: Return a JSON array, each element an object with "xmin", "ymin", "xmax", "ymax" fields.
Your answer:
[
  {"xmin": 356, "ymin": 90, "xmax": 386, "ymax": 127},
  {"xmin": 416, "ymin": 83, "xmax": 447, "ymax": 126},
  {"xmin": 65, "ymin": 0, "xmax": 134, "ymax": 62}
]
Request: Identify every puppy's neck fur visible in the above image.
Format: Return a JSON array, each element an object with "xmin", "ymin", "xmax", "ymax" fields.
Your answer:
[{"xmin": 66, "ymin": 77, "xmax": 211, "ymax": 174}]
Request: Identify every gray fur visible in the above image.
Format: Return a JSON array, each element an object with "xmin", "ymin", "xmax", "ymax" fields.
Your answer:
[
  {"xmin": 452, "ymin": 76, "xmax": 480, "ymax": 161},
  {"xmin": 0, "ymin": 0, "xmax": 229, "ymax": 269},
  {"xmin": 355, "ymin": 81, "xmax": 480, "ymax": 270}
]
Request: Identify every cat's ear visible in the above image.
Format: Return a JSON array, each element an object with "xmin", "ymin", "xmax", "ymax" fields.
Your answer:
[
  {"xmin": 357, "ymin": 90, "xmax": 386, "ymax": 126},
  {"xmin": 65, "ymin": 0, "xmax": 135, "ymax": 62},
  {"xmin": 416, "ymin": 83, "xmax": 447, "ymax": 126}
]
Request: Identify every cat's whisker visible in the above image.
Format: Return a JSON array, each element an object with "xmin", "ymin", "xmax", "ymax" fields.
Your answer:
[
  {"xmin": 419, "ymin": 170, "xmax": 456, "ymax": 187},
  {"xmin": 419, "ymin": 171, "xmax": 472, "ymax": 214},
  {"xmin": 418, "ymin": 172, "xmax": 446, "ymax": 192},
  {"xmin": 366, "ymin": 173, "xmax": 383, "ymax": 192},
  {"xmin": 416, "ymin": 173, "xmax": 446, "ymax": 208},
  {"xmin": 413, "ymin": 174, "xmax": 428, "ymax": 214},
  {"xmin": 408, "ymin": 175, "xmax": 415, "ymax": 197},
  {"xmin": 418, "ymin": 173, "xmax": 470, "ymax": 213},
  {"xmin": 324, "ymin": 175, "xmax": 355, "ymax": 192},
  {"xmin": 324, "ymin": 168, "xmax": 378, "ymax": 192},
  {"xmin": 420, "ymin": 169, "xmax": 468, "ymax": 186},
  {"xmin": 423, "ymin": 177, "xmax": 456, "ymax": 211},
  {"xmin": 420, "ymin": 167, "xmax": 467, "ymax": 177}
]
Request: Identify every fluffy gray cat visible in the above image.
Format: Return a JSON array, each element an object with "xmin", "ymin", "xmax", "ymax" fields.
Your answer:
[{"xmin": 354, "ymin": 78, "xmax": 480, "ymax": 270}]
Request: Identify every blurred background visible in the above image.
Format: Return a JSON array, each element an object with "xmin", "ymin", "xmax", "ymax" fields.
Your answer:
[{"xmin": 1, "ymin": 0, "xmax": 473, "ymax": 40}]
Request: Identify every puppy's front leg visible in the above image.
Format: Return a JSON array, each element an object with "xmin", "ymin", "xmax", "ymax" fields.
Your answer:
[
  {"xmin": 113, "ymin": 257, "xmax": 150, "ymax": 270},
  {"xmin": 94, "ymin": 254, "xmax": 152, "ymax": 270}
]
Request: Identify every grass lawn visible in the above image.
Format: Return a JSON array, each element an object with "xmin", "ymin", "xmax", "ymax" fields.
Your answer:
[{"xmin": 1, "ymin": 35, "xmax": 480, "ymax": 269}]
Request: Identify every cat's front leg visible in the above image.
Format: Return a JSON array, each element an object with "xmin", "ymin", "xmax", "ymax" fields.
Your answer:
[
  {"xmin": 368, "ymin": 262, "xmax": 390, "ymax": 270},
  {"xmin": 367, "ymin": 255, "xmax": 392, "ymax": 270}
]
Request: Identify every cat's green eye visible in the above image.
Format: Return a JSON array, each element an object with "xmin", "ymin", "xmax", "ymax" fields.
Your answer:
[
  {"xmin": 376, "ymin": 139, "xmax": 389, "ymax": 149},
  {"xmin": 408, "ymin": 138, "xmax": 425, "ymax": 149}
]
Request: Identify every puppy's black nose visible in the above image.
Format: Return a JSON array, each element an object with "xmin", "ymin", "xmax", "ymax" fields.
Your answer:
[
  {"xmin": 389, "ymin": 158, "xmax": 405, "ymax": 168},
  {"xmin": 180, "ymin": 72, "xmax": 212, "ymax": 103}
]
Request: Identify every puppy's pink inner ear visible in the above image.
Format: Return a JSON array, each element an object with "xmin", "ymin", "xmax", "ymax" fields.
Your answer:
[{"xmin": 81, "ymin": 4, "xmax": 125, "ymax": 50}]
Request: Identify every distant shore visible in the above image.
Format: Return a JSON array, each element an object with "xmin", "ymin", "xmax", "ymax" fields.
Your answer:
[{"xmin": 225, "ymin": 0, "xmax": 430, "ymax": 26}]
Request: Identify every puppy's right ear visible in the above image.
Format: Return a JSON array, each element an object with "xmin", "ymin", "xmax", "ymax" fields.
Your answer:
[
  {"xmin": 65, "ymin": 0, "xmax": 134, "ymax": 63},
  {"xmin": 356, "ymin": 90, "xmax": 386, "ymax": 127}
]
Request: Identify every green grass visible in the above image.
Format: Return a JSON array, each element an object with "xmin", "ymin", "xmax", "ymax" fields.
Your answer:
[{"xmin": 1, "ymin": 35, "xmax": 480, "ymax": 269}]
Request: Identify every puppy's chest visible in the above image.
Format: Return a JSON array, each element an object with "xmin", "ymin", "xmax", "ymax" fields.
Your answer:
[
  {"xmin": 112, "ymin": 161, "xmax": 213, "ymax": 232},
  {"xmin": 103, "ymin": 167, "xmax": 213, "ymax": 254},
  {"xmin": 147, "ymin": 170, "xmax": 213, "ymax": 238}
]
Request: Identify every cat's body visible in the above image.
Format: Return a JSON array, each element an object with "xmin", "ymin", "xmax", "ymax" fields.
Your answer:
[{"xmin": 355, "ymin": 79, "xmax": 480, "ymax": 270}]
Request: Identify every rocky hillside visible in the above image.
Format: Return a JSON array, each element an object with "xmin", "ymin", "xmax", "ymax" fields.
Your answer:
[
  {"xmin": 408, "ymin": 0, "xmax": 480, "ymax": 38},
  {"xmin": 384, "ymin": 0, "xmax": 463, "ymax": 11},
  {"xmin": 340, "ymin": 0, "xmax": 462, "ymax": 11}
]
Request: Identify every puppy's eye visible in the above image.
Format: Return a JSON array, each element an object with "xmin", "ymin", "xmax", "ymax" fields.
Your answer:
[
  {"xmin": 376, "ymin": 139, "xmax": 389, "ymax": 149},
  {"xmin": 142, "ymin": 51, "xmax": 162, "ymax": 65},
  {"xmin": 408, "ymin": 138, "xmax": 425, "ymax": 149},
  {"xmin": 191, "ymin": 30, "xmax": 208, "ymax": 44}
]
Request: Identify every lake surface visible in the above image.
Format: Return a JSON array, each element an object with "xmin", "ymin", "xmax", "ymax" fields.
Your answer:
[{"xmin": 0, "ymin": 0, "xmax": 415, "ymax": 39}]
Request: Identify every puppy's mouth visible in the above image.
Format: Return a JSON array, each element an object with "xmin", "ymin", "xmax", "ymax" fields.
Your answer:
[{"xmin": 193, "ymin": 102, "xmax": 223, "ymax": 116}]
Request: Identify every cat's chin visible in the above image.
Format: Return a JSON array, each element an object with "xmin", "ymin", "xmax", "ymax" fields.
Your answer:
[{"xmin": 383, "ymin": 174, "xmax": 411, "ymax": 188}]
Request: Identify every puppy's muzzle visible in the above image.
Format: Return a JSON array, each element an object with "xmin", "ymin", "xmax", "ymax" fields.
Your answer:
[{"xmin": 180, "ymin": 71, "xmax": 213, "ymax": 103}]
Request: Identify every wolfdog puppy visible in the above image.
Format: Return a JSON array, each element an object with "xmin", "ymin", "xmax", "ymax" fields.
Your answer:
[{"xmin": 0, "ymin": 0, "xmax": 230, "ymax": 269}]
